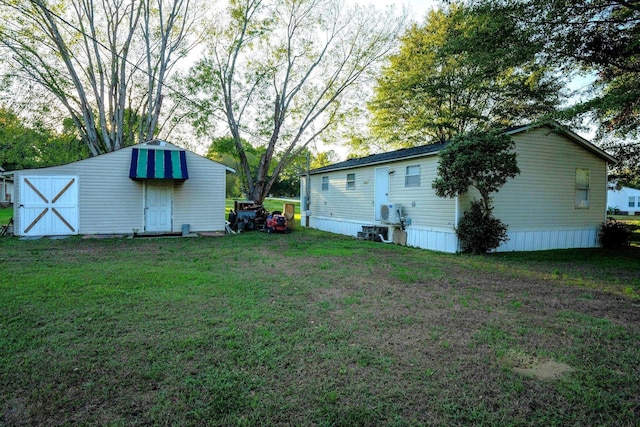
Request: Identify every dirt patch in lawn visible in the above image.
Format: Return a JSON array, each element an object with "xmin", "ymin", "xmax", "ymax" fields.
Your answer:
[{"xmin": 513, "ymin": 360, "xmax": 574, "ymax": 380}]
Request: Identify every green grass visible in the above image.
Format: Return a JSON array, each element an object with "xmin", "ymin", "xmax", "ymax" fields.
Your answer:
[
  {"xmin": 0, "ymin": 207, "xmax": 12, "ymax": 225},
  {"xmin": 1, "ymin": 228, "xmax": 640, "ymax": 425}
]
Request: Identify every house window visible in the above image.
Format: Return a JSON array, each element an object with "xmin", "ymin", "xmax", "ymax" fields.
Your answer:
[
  {"xmin": 575, "ymin": 168, "xmax": 590, "ymax": 208},
  {"xmin": 346, "ymin": 173, "xmax": 356, "ymax": 190},
  {"xmin": 405, "ymin": 165, "xmax": 421, "ymax": 187},
  {"xmin": 321, "ymin": 176, "xmax": 329, "ymax": 191},
  {"xmin": 630, "ymin": 197, "xmax": 636, "ymax": 208}
]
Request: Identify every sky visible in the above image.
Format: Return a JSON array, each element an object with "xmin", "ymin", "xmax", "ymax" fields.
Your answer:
[
  {"xmin": 321, "ymin": 1, "xmax": 440, "ymax": 159},
  {"xmin": 347, "ymin": 0, "xmax": 439, "ymax": 22},
  {"xmin": 348, "ymin": 0, "xmax": 439, "ymax": 16}
]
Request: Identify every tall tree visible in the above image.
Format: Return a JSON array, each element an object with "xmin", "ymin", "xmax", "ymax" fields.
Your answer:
[
  {"xmin": 185, "ymin": 0, "xmax": 405, "ymax": 205},
  {"xmin": 367, "ymin": 4, "xmax": 563, "ymax": 148},
  {"xmin": 469, "ymin": 0, "xmax": 640, "ymax": 181},
  {"xmin": 0, "ymin": 0, "xmax": 200, "ymax": 156},
  {"xmin": 206, "ymin": 135, "xmax": 265, "ymax": 197}
]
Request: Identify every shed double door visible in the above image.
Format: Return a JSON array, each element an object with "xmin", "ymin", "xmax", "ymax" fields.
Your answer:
[{"xmin": 19, "ymin": 175, "xmax": 79, "ymax": 236}]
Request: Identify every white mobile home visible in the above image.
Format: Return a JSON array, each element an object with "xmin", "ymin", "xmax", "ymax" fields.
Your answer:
[
  {"xmin": 607, "ymin": 186, "xmax": 640, "ymax": 215},
  {"xmin": 11, "ymin": 141, "xmax": 232, "ymax": 237},
  {"xmin": 0, "ymin": 166, "xmax": 13, "ymax": 205},
  {"xmin": 301, "ymin": 123, "xmax": 616, "ymax": 252}
]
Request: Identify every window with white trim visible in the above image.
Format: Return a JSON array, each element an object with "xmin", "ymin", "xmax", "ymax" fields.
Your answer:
[
  {"xmin": 629, "ymin": 197, "xmax": 636, "ymax": 208},
  {"xmin": 405, "ymin": 165, "xmax": 421, "ymax": 187},
  {"xmin": 346, "ymin": 173, "xmax": 356, "ymax": 190},
  {"xmin": 321, "ymin": 176, "xmax": 329, "ymax": 191},
  {"xmin": 575, "ymin": 168, "xmax": 590, "ymax": 208}
]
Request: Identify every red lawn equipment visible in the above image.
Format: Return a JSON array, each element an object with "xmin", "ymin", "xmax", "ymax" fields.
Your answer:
[
  {"xmin": 227, "ymin": 201, "xmax": 292, "ymax": 234},
  {"xmin": 264, "ymin": 211, "xmax": 289, "ymax": 233}
]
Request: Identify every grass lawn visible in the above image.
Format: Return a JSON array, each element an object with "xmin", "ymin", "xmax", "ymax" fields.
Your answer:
[
  {"xmin": 0, "ymin": 207, "xmax": 12, "ymax": 225},
  {"xmin": 1, "ymin": 229, "xmax": 639, "ymax": 426}
]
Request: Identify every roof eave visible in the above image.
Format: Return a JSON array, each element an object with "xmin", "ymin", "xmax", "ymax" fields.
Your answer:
[
  {"xmin": 506, "ymin": 122, "xmax": 617, "ymax": 164},
  {"xmin": 309, "ymin": 149, "xmax": 442, "ymax": 175}
]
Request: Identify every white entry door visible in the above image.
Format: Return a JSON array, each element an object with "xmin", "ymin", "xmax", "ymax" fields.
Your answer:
[
  {"xmin": 145, "ymin": 181, "xmax": 173, "ymax": 232},
  {"xmin": 20, "ymin": 175, "xmax": 79, "ymax": 236},
  {"xmin": 374, "ymin": 167, "xmax": 390, "ymax": 221}
]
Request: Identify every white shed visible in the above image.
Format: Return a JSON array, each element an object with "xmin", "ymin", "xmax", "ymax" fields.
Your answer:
[
  {"xmin": 301, "ymin": 122, "xmax": 616, "ymax": 252},
  {"xmin": 12, "ymin": 141, "xmax": 232, "ymax": 237}
]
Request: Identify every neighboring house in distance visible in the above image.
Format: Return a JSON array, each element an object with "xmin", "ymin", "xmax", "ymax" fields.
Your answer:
[
  {"xmin": 607, "ymin": 185, "xmax": 640, "ymax": 215},
  {"xmin": 11, "ymin": 141, "xmax": 233, "ymax": 237},
  {"xmin": 0, "ymin": 166, "xmax": 13, "ymax": 206},
  {"xmin": 301, "ymin": 122, "xmax": 616, "ymax": 253}
]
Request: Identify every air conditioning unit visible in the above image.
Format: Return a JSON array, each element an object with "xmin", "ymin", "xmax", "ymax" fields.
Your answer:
[{"xmin": 380, "ymin": 203, "xmax": 403, "ymax": 224}]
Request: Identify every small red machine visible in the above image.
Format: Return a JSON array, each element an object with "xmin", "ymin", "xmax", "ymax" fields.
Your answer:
[{"xmin": 264, "ymin": 211, "xmax": 289, "ymax": 233}]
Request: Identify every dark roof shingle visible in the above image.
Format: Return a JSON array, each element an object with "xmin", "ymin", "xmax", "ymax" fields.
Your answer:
[{"xmin": 309, "ymin": 141, "xmax": 448, "ymax": 174}]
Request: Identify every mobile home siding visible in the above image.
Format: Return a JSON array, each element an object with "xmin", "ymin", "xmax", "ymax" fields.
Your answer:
[
  {"xmin": 385, "ymin": 157, "xmax": 456, "ymax": 230},
  {"xmin": 490, "ymin": 127, "xmax": 608, "ymax": 230},
  {"xmin": 311, "ymin": 168, "xmax": 376, "ymax": 223},
  {"xmin": 305, "ymin": 154, "xmax": 459, "ymax": 249},
  {"xmin": 303, "ymin": 123, "xmax": 612, "ymax": 253},
  {"xmin": 459, "ymin": 127, "xmax": 609, "ymax": 251},
  {"xmin": 308, "ymin": 155, "xmax": 456, "ymax": 229}
]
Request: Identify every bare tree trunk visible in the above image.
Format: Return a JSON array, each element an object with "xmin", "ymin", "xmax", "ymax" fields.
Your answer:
[
  {"xmin": 0, "ymin": 0, "xmax": 199, "ymax": 154},
  {"xmin": 188, "ymin": 0, "xmax": 406, "ymax": 205}
]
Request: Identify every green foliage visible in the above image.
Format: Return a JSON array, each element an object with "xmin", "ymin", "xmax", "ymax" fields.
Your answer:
[
  {"xmin": 0, "ymin": 207, "xmax": 12, "ymax": 225},
  {"xmin": 433, "ymin": 130, "xmax": 519, "ymax": 209},
  {"xmin": 599, "ymin": 219, "xmax": 632, "ymax": 249},
  {"xmin": 0, "ymin": 107, "xmax": 89, "ymax": 170},
  {"xmin": 208, "ymin": 137, "xmax": 320, "ymax": 198},
  {"xmin": 457, "ymin": 200, "xmax": 509, "ymax": 254},
  {"xmin": 433, "ymin": 130, "xmax": 518, "ymax": 253},
  {"xmin": 368, "ymin": 4, "xmax": 562, "ymax": 149},
  {"xmin": 207, "ymin": 136, "xmax": 264, "ymax": 197},
  {"xmin": 473, "ymin": 0, "xmax": 640, "ymax": 182}
]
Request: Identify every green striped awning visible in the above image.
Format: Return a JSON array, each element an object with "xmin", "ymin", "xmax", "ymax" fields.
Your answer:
[{"xmin": 129, "ymin": 148, "xmax": 189, "ymax": 180}]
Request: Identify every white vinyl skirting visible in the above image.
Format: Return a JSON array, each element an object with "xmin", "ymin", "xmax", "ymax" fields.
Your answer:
[{"xmin": 305, "ymin": 215, "xmax": 600, "ymax": 253}]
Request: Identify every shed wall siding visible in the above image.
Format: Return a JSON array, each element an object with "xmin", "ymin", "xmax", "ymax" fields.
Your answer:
[
  {"xmin": 13, "ymin": 145, "xmax": 226, "ymax": 235},
  {"xmin": 172, "ymin": 151, "xmax": 226, "ymax": 232},
  {"xmin": 14, "ymin": 148, "xmax": 143, "ymax": 234}
]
